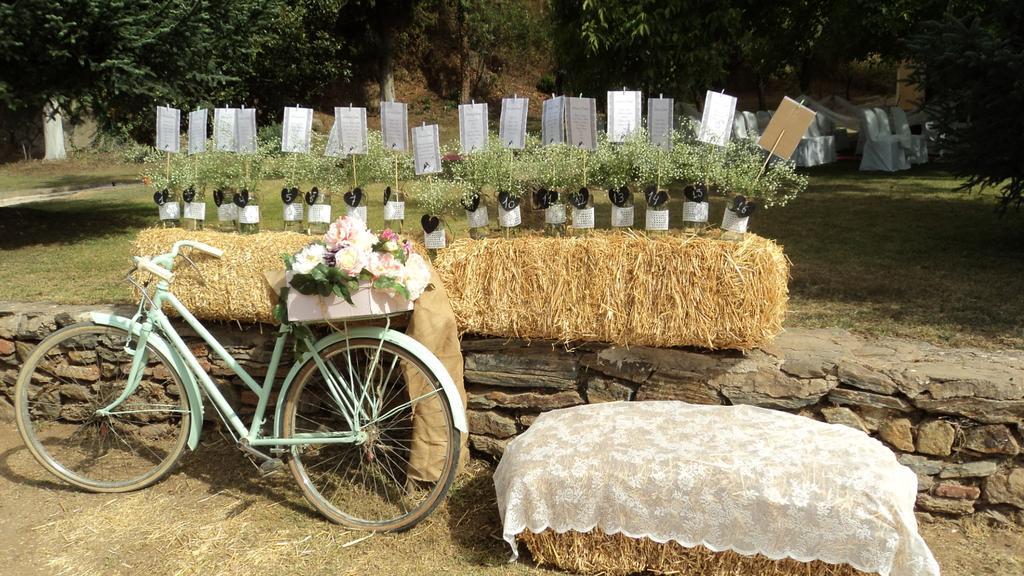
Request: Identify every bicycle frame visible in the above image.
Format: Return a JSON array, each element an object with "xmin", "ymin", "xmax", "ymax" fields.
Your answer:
[{"xmin": 99, "ymin": 279, "xmax": 372, "ymax": 453}]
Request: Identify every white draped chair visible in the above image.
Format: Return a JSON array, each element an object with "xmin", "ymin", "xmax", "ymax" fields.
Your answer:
[
  {"xmin": 756, "ymin": 111, "xmax": 772, "ymax": 133},
  {"xmin": 732, "ymin": 114, "xmax": 750, "ymax": 140},
  {"xmin": 890, "ymin": 107, "xmax": 928, "ymax": 164},
  {"xmin": 791, "ymin": 111, "xmax": 837, "ymax": 167},
  {"xmin": 742, "ymin": 111, "xmax": 761, "ymax": 138},
  {"xmin": 859, "ymin": 108, "xmax": 910, "ymax": 172}
]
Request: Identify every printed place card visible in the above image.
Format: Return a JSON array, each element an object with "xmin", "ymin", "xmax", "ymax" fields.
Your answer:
[
  {"xmin": 648, "ymin": 97, "xmax": 674, "ymax": 150},
  {"xmin": 645, "ymin": 208, "xmax": 670, "ymax": 230},
  {"xmin": 380, "ymin": 101, "xmax": 409, "ymax": 152},
  {"xmin": 467, "ymin": 206, "xmax": 489, "ymax": 228},
  {"xmin": 188, "ymin": 109, "xmax": 207, "ymax": 155},
  {"xmin": 413, "ymin": 124, "xmax": 441, "ymax": 175},
  {"xmin": 218, "ymin": 204, "xmax": 237, "ymax": 221},
  {"xmin": 214, "ymin": 108, "xmax": 237, "ymax": 152},
  {"xmin": 682, "ymin": 201, "xmax": 709, "ymax": 223},
  {"xmin": 499, "ymin": 97, "xmax": 529, "ymax": 149},
  {"xmin": 155, "ymin": 106, "xmax": 181, "ymax": 153},
  {"xmin": 184, "ymin": 202, "xmax": 206, "ymax": 220},
  {"xmin": 307, "ymin": 204, "xmax": 331, "ymax": 223},
  {"xmin": 459, "ymin": 102, "xmax": 489, "ymax": 154},
  {"xmin": 158, "ymin": 202, "xmax": 180, "ymax": 220},
  {"xmin": 239, "ymin": 205, "xmax": 260, "ymax": 224},
  {"xmin": 545, "ymin": 204, "xmax": 566, "ymax": 224},
  {"xmin": 698, "ymin": 91, "xmax": 737, "ymax": 147},
  {"xmin": 337, "ymin": 106, "xmax": 368, "ymax": 155},
  {"xmin": 424, "ymin": 229, "xmax": 447, "ymax": 249},
  {"xmin": 283, "ymin": 203, "xmax": 303, "ymax": 222},
  {"xmin": 566, "ymin": 96, "xmax": 597, "ymax": 151},
  {"xmin": 498, "ymin": 205, "xmax": 522, "ymax": 227},
  {"xmin": 542, "ymin": 96, "xmax": 565, "ymax": 145},
  {"xmin": 607, "ymin": 90, "xmax": 642, "ymax": 142},
  {"xmin": 611, "ymin": 205, "xmax": 634, "ymax": 227},
  {"xmin": 572, "ymin": 206, "xmax": 595, "ymax": 229},
  {"xmin": 281, "ymin": 106, "xmax": 313, "ymax": 153},
  {"xmin": 384, "ymin": 201, "xmax": 406, "ymax": 220},
  {"xmin": 235, "ymin": 108, "xmax": 257, "ymax": 154}
]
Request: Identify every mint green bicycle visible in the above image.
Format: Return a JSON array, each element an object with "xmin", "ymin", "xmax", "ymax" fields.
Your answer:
[{"xmin": 14, "ymin": 239, "xmax": 466, "ymax": 531}]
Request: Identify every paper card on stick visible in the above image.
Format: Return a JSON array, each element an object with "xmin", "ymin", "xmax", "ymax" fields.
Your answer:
[
  {"xmin": 542, "ymin": 96, "xmax": 565, "ymax": 145},
  {"xmin": 281, "ymin": 106, "xmax": 313, "ymax": 153},
  {"xmin": 648, "ymin": 97, "xmax": 674, "ymax": 150},
  {"xmin": 155, "ymin": 106, "xmax": 181, "ymax": 153},
  {"xmin": 336, "ymin": 106, "xmax": 368, "ymax": 155},
  {"xmin": 188, "ymin": 109, "xmax": 207, "ymax": 155},
  {"xmin": 566, "ymin": 96, "xmax": 597, "ymax": 151},
  {"xmin": 235, "ymin": 108, "xmax": 257, "ymax": 154},
  {"xmin": 413, "ymin": 124, "xmax": 442, "ymax": 175},
  {"xmin": 458, "ymin": 103, "xmax": 488, "ymax": 154},
  {"xmin": 758, "ymin": 97, "xmax": 817, "ymax": 161},
  {"xmin": 380, "ymin": 101, "xmax": 409, "ymax": 152},
  {"xmin": 499, "ymin": 97, "xmax": 528, "ymax": 149},
  {"xmin": 214, "ymin": 108, "xmax": 237, "ymax": 152},
  {"xmin": 697, "ymin": 91, "xmax": 737, "ymax": 147},
  {"xmin": 607, "ymin": 90, "xmax": 642, "ymax": 142}
]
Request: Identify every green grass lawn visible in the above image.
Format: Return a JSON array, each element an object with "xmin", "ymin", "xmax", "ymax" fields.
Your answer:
[
  {"xmin": 0, "ymin": 160, "xmax": 1021, "ymax": 348},
  {"xmin": 0, "ymin": 155, "xmax": 139, "ymax": 200}
]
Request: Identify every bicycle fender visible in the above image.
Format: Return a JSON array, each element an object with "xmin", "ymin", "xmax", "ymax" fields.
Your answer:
[
  {"xmin": 88, "ymin": 312, "xmax": 204, "ymax": 450},
  {"xmin": 274, "ymin": 327, "xmax": 468, "ymax": 436}
]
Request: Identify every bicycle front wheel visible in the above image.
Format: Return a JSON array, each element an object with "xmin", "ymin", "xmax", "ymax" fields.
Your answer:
[
  {"xmin": 15, "ymin": 323, "xmax": 191, "ymax": 492},
  {"xmin": 282, "ymin": 337, "xmax": 460, "ymax": 531}
]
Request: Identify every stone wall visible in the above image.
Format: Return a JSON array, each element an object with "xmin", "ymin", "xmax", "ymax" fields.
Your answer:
[{"xmin": 2, "ymin": 302, "xmax": 1022, "ymax": 525}]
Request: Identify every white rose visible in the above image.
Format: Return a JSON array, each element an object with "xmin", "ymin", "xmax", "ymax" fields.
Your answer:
[
  {"xmin": 334, "ymin": 244, "xmax": 369, "ymax": 276},
  {"xmin": 402, "ymin": 253, "xmax": 431, "ymax": 300},
  {"xmin": 292, "ymin": 244, "xmax": 326, "ymax": 274}
]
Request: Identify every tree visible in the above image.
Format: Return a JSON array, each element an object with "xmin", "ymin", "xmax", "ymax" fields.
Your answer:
[
  {"xmin": 907, "ymin": 2, "xmax": 1024, "ymax": 215},
  {"xmin": 548, "ymin": 0, "xmax": 743, "ymax": 105},
  {"xmin": 0, "ymin": 1, "xmax": 351, "ymax": 151}
]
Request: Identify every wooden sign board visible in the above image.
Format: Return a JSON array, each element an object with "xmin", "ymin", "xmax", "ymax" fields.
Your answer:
[
  {"xmin": 499, "ymin": 97, "xmax": 528, "ymax": 149},
  {"xmin": 758, "ymin": 97, "xmax": 816, "ymax": 160},
  {"xmin": 413, "ymin": 124, "xmax": 441, "ymax": 175},
  {"xmin": 566, "ymin": 96, "xmax": 597, "ymax": 151},
  {"xmin": 697, "ymin": 91, "xmax": 737, "ymax": 147},
  {"xmin": 542, "ymin": 96, "xmax": 565, "ymax": 145},
  {"xmin": 607, "ymin": 89, "xmax": 642, "ymax": 142},
  {"xmin": 380, "ymin": 101, "xmax": 409, "ymax": 152},
  {"xmin": 188, "ymin": 108, "xmax": 207, "ymax": 155},
  {"xmin": 459, "ymin": 102, "xmax": 489, "ymax": 154}
]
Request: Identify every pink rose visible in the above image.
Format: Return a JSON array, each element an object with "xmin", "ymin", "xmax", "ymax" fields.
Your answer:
[
  {"xmin": 324, "ymin": 216, "xmax": 367, "ymax": 250},
  {"xmin": 367, "ymin": 252, "xmax": 404, "ymax": 279}
]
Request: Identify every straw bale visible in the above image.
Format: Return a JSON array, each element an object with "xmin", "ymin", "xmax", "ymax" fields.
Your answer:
[
  {"xmin": 433, "ymin": 230, "xmax": 789, "ymax": 350},
  {"xmin": 132, "ymin": 228, "xmax": 313, "ymax": 324},
  {"xmin": 520, "ymin": 529, "xmax": 871, "ymax": 576}
]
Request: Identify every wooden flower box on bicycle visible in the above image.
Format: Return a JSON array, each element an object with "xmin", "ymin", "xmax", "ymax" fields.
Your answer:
[{"xmin": 14, "ymin": 221, "xmax": 467, "ymax": 532}]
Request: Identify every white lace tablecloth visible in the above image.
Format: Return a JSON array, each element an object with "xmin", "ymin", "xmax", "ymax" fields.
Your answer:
[{"xmin": 494, "ymin": 401, "xmax": 939, "ymax": 576}]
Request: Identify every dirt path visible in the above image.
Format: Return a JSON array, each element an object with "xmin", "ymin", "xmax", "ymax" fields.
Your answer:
[{"xmin": 0, "ymin": 421, "xmax": 1020, "ymax": 576}]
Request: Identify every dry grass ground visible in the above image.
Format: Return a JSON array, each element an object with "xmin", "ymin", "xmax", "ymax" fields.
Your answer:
[{"xmin": 0, "ymin": 424, "xmax": 1020, "ymax": 576}]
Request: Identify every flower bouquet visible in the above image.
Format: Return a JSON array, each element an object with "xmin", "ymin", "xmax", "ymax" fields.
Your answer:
[{"xmin": 278, "ymin": 215, "xmax": 432, "ymax": 323}]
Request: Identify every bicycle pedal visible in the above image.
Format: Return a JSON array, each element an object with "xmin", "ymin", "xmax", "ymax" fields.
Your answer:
[{"xmin": 258, "ymin": 458, "xmax": 284, "ymax": 477}]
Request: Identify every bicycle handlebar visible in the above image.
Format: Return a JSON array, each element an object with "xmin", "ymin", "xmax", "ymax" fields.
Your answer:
[{"xmin": 134, "ymin": 240, "xmax": 224, "ymax": 284}]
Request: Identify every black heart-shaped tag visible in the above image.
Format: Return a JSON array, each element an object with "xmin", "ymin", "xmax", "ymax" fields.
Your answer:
[
  {"xmin": 213, "ymin": 189, "xmax": 224, "ymax": 207},
  {"xmin": 644, "ymin": 186, "xmax": 668, "ymax": 208},
  {"xmin": 233, "ymin": 189, "xmax": 250, "ymax": 208},
  {"xmin": 303, "ymin": 188, "xmax": 317, "ymax": 205},
  {"xmin": 153, "ymin": 189, "xmax": 169, "ymax": 206},
  {"xmin": 684, "ymin": 184, "xmax": 708, "ymax": 203},
  {"xmin": 608, "ymin": 186, "xmax": 631, "ymax": 207},
  {"xmin": 182, "ymin": 187, "xmax": 196, "ymax": 203},
  {"xmin": 281, "ymin": 187, "xmax": 297, "ymax": 204},
  {"xmin": 383, "ymin": 186, "xmax": 392, "ymax": 204},
  {"xmin": 461, "ymin": 191, "xmax": 481, "ymax": 212},
  {"xmin": 569, "ymin": 187, "xmax": 590, "ymax": 209},
  {"xmin": 534, "ymin": 188, "xmax": 559, "ymax": 209},
  {"xmin": 343, "ymin": 187, "xmax": 363, "ymax": 207},
  {"xmin": 421, "ymin": 214, "xmax": 440, "ymax": 233},
  {"xmin": 730, "ymin": 195, "xmax": 758, "ymax": 217},
  {"xmin": 498, "ymin": 191, "xmax": 519, "ymax": 210}
]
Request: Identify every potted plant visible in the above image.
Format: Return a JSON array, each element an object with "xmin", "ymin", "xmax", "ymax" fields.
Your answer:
[
  {"xmin": 718, "ymin": 139, "xmax": 806, "ymax": 241},
  {"xmin": 454, "ymin": 135, "xmax": 531, "ymax": 238},
  {"xmin": 412, "ymin": 176, "xmax": 461, "ymax": 258},
  {"xmin": 528, "ymin": 143, "xmax": 577, "ymax": 237},
  {"xmin": 142, "ymin": 148, "xmax": 185, "ymax": 228},
  {"xmin": 233, "ymin": 142, "xmax": 268, "ymax": 235},
  {"xmin": 593, "ymin": 133, "xmax": 634, "ymax": 229},
  {"xmin": 671, "ymin": 130, "xmax": 716, "ymax": 234},
  {"xmin": 361, "ymin": 130, "xmax": 414, "ymax": 232}
]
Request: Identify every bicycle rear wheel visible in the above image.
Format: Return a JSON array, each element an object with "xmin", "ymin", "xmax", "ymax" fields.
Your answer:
[
  {"xmin": 282, "ymin": 337, "xmax": 460, "ymax": 531},
  {"xmin": 15, "ymin": 323, "xmax": 191, "ymax": 492}
]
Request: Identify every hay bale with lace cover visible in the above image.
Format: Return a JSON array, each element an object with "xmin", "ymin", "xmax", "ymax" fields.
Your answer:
[
  {"xmin": 432, "ymin": 230, "xmax": 789, "ymax": 351},
  {"xmin": 132, "ymin": 228, "xmax": 312, "ymax": 324}
]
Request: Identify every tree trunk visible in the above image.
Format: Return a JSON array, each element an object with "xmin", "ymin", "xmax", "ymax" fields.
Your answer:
[
  {"xmin": 458, "ymin": 1, "xmax": 471, "ymax": 102},
  {"xmin": 756, "ymin": 76, "xmax": 766, "ymax": 111},
  {"xmin": 379, "ymin": 33, "xmax": 396, "ymax": 103},
  {"xmin": 43, "ymin": 99, "xmax": 67, "ymax": 161}
]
